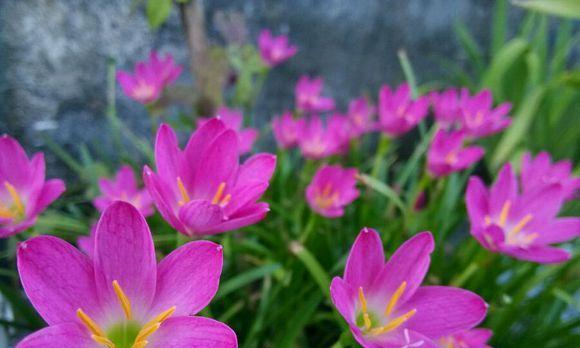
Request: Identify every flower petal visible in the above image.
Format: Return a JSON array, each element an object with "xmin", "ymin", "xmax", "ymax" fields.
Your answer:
[
  {"xmin": 202, "ymin": 203, "xmax": 270, "ymax": 235},
  {"xmin": 466, "ymin": 177, "xmax": 489, "ymax": 224},
  {"xmin": 537, "ymin": 218, "xmax": 580, "ymax": 244},
  {"xmin": 489, "ymin": 164, "xmax": 517, "ymax": 216},
  {"xmin": 16, "ymin": 323, "xmax": 95, "ymax": 348},
  {"xmin": 155, "ymin": 124, "xmax": 181, "ymax": 179},
  {"xmin": 149, "ymin": 316, "xmax": 237, "ymax": 348},
  {"xmin": 235, "ymin": 154, "xmax": 277, "ymax": 187},
  {"xmin": 178, "ymin": 200, "xmax": 223, "ymax": 235},
  {"xmin": 330, "ymin": 277, "xmax": 357, "ymax": 325},
  {"xmin": 344, "ymin": 228, "xmax": 385, "ymax": 289},
  {"xmin": 184, "ymin": 119, "xmax": 227, "ymax": 172},
  {"xmin": 29, "ymin": 179, "xmax": 66, "ymax": 216},
  {"xmin": 505, "ymin": 245, "xmax": 570, "ymax": 264}
]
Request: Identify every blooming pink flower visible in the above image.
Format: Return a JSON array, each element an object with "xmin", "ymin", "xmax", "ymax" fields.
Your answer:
[
  {"xmin": 295, "ymin": 76, "xmax": 335, "ymax": 113},
  {"xmin": 0, "ymin": 135, "xmax": 65, "ymax": 238},
  {"xmin": 330, "ymin": 229, "xmax": 487, "ymax": 348},
  {"xmin": 93, "ymin": 165, "xmax": 154, "ymax": 217},
  {"xmin": 437, "ymin": 328, "xmax": 492, "ymax": 348},
  {"xmin": 258, "ymin": 29, "xmax": 298, "ymax": 67},
  {"xmin": 306, "ymin": 165, "xmax": 359, "ymax": 218},
  {"xmin": 430, "ymin": 88, "xmax": 462, "ymax": 130},
  {"xmin": 521, "ymin": 151, "xmax": 580, "ymax": 201},
  {"xmin": 427, "ymin": 130, "xmax": 484, "ymax": 178},
  {"xmin": 199, "ymin": 107, "xmax": 259, "ymax": 155},
  {"xmin": 458, "ymin": 89, "xmax": 511, "ymax": 139},
  {"xmin": 378, "ymin": 83, "xmax": 429, "ymax": 137},
  {"xmin": 16, "ymin": 202, "xmax": 237, "ymax": 348},
  {"xmin": 272, "ymin": 111, "xmax": 305, "ymax": 149},
  {"xmin": 466, "ymin": 163, "xmax": 580, "ymax": 263},
  {"xmin": 117, "ymin": 51, "xmax": 182, "ymax": 104},
  {"xmin": 347, "ymin": 97, "xmax": 376, "ymax": 137},
  {"xmin": 298, "ymin": 115, "xmax": 345, "ymax": 159},
  {"xmin": 143, "ymin": 121, "xmax": 276, "ymax": 237}
]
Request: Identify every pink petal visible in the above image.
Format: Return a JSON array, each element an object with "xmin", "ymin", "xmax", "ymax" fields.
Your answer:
[
  {"xmin": 235, "ymin": 154, "xmax": 277, "ymax": 187},
  {"xmin": 29, "ymin": 179, "xmax": 65, "ymax": 216},
  {"xmin": 143, "ymin": 166, "xmax": 187, "ymax": 233},
  {"xmin": 17, "ymin": 236, "xmax": 101, "ymax": 325},
  {"xmin": 330, "ymin": 277, "xmax": 357, "ymax": 325},
  {"xmin": 489, "ymin": 164, "xmax": 517, "ymax": 216},
  {"xmin": 505, "ymin": 245, "xmax": 570, "ymax": 264},
  {"xmin": 0, "ymin": 135, "xmax": 32, "ymax": 187},
  {"xmin": 16, "ymin": 323, "xmax": 95, "ymax": 348},
  {"xmin": 155, "ymin": 124, "xmax": 181, "ymax": 179},
  {"xmin": 149, "ymin": 316, "xmax": 237, "ymax": 348},
  {"xmin": 466, "ymin": 177, "xmax": 489, "ymax": 224},
  {"xmin": 537, "ymin": 218, "xmax": 580, "ymax": 244},
  {"xmin": 344, "ymin": 228, "xmax": 385, "ymax": 289},
  {"xmin": 205, "ymin": 202, "xmax": 269, "ymax": 235},
  {"xmin": 184, "ymin": 119, "xmax": 228, "ymax": 173},
  {"xmin": 224, "ymin": 183, "xmax": 269, "ymax": 218},
  {"xmin": 178, "ymin": 200, "xmax": 223, "ymax": 235}
]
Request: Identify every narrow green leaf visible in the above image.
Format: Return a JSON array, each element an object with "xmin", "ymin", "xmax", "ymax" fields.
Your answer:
[
  {"xmin": 454, "ymin": 22, "xmax": 484, "ymax": 74},
  {"xmin": 290, "ymin": 242, "xmax": 331, "ymax": 298},
  {"xmin": 492, "ymin": 0, "xmax": 508, "ymax": 55},
  {"xmin": 358, "ymin": 174, "xmax": 406, "ymax": 215},
  {"xmin": 513, "ymin": 0, "xmax": 580, "ymax": 19},
  {"xmin": 215, "ymin": 263, "xmax": 281, "ymax": 300},
  {"xmin": 480, "ymin": 39, "xmax": 529, "ymax": 99},
  {"xmin": 146, "ymin": 0, "xmax": 173, "ymax": 29},
  {"xmin": 397, "ymin": 50, "xmax": 419, "ymax": 98}
]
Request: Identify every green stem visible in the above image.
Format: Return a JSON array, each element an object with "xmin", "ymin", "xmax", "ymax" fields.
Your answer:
[
  {"xmin": 370, "ymin": 134, "xmax": 391, "ymax": 180},
  {"xmin": 300, "ymin": 212, "xmax": 318, "ymax": 244}
]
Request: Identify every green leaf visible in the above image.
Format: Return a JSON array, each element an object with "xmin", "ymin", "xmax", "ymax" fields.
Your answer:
[
  {"xmin": 146, "ymin": 0, "xmax": 173, "ymax": 29},
  {"xmin": 513, "ymin": 0, "xmax": 580, "ymax": 19},
  {"xmin": 454, "ymin": 22, "xmax": 484, "ymax": 74},
  {"xmin": 358, "ymin": 174, "xmax": 406, "ymax": 216},
  {"xmin": 480, "ymin": 38, "xmax": 529, "ymax": 99},
  {"xmin": 492, "ymin": 0, "xmax": 508, "ymax": 55},
  {"xmin": 215, "ymin": 263, "xmax": 281, "ymax": 300},
  {"xmin": 290, "ymin": 242, "xmax": 331, "ymax": 298}
]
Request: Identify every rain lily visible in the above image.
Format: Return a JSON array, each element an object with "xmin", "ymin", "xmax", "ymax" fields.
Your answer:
[
  {"xmin": 272, "ymin": 111, "xmax": 305, "ymax": 149},
  {"xmin": 117, "ymin": 51, "xmax": 182, "ymax": 104},
  {"xmin": 430, "ymin": 88, "xmax": 462, "ymax": 130},
  {"xmin": 16, "ymin": 201, "xmax": 237, "ymax": 348},
  {"xmin": 295, "ymin": 76, "xmax": 335, "ymax": 113},
  {"xmin": 458, "ymin": 89, "xmax": 511, "ymax": 139},
  {"xmin": 347, "ymin": 97, "xmax": 376, "ymax": 137},
  {"xmin": 143, "ymin": 120, "xmax": 276, "ymax": 237},
  {"xmin": 330, "ymin": 229, "xmax": 487, "ymax": 348},
  {"xmin": 378, "ymin": 83, "xmax": 429, "ymax": 137},
  {"xmin": 93, "ymin": 165, "xmax": 154, "ymax": 217},
  {"xmin": 427, "ymin": 130, "xmax": 484, "ymax": 177},
  {"xmin": 438, "ymin": 328, "xmax": 492, "ymax": 348},
  {"xmin": 466, "ymin": 163, "xmax": 580, "ymax": 263},
  {"xmin": 199, "ymin": 107, "xmax": 259, "ymax": 155},
  {"xmin": 298, "ymin": 115, "xmax": 345, "ymax": 159},
  {"xmin": 0, "ymin": 135, "xmax": 65, "ymax": 238},
  {"xmin": 258, "ymin": 29, "xmax": 297, "ymax": 67},
  {"xmin": 521, "ymin": 151, "xmax": 580, "ymax": 201},
  {"xmin": 306, "ymin": 165, "xmax": 359, "ymax": 218}
]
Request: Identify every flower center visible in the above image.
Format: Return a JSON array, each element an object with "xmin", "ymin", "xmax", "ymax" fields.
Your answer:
[
  {"xmin": 211, "ymin": 182, "xmax": 232, "ymax": 207},
  {"xmin": 0, "ymin": 181, "xmax": 25, "ymax": 221},
  {"xmin": 357, "ymin": 282, "xmax": 417, "ymax": 336},
  {"xmin": 314, "ymin": 183, "xmax": 339, "ymax": 209},
  {"xmin": 484, "ymin": 200, "xmax": 538, "ymax": 247},
  {"xmin": 77, "ymin": 280, "xmax": 176, "ymax": 348},
  {"xmin": 133, "ymin": 81, "xmax": 156, "ymax": 102}
]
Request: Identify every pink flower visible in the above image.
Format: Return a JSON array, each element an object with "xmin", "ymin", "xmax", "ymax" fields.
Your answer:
[
  {"xmin": 430, "ymin": 88, "xmax": 462, "ymax": 130},
  {"xmin": 378, "ymin": 83, "xmax": 429, "ymax": 137},
  {"xmin": 427, "ymin": 130, "xmax": 484, "ymax": 178},
  {"xmin": 521, "ymin": 151, "xmax": 580, "ymax": 201},
  {"xmin": 143, "ymin": 121, "xmax": 276, "ymax": 237},
  {"xmin": 0, "ymin": 135, "xmax": 65, "ymax": 238},
  {"xmin": 117, "ymin": 51, "xmax": 182, "ymax": 104},
  {"xmin": 458, "ymin": 89, "xmax": 511, "ymax": 139},
  {"xmin": 16, "ymin": 202, "xmax": 237, "ymax": 348},
  {"xmin": 93, "ymin": 165, "xmax": 154, "ymax": 217},
  {"xmin": 330, "ymin": 229, "xmax": 487, "ymax": 348},
  {"xmin": 306, "ymin": 165, "xmax": 359, "ymax": 218},
  {"xmin": 258, "ymin": 29, "xmax": 298, "ymax": 67},
  {"xmin": 272, "ymin": 111, "xmax": 305, "ymax": 149},
  {"xmin": 466, "ymin": 163, "xmax": 580, "ymax": 263},
  {"xmin": 199, "ymin": 106, "xmax": 259, "ymax": 155},
  {"xmin": 347, "ymin": 97, "xmax": 376, "ymax": 137},
  {"xmin": 298, "ymin": 115, "xmax": 345, "ymax": 159},
  {"xmin": 295, "ymin": 76, "xmax": 335, "ymax": 113},
  {"xmin": 437, "ymin": 328, "xmax": 492, "ymax": 348}
]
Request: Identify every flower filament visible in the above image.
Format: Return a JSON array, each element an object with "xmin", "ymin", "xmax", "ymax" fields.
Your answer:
[
  {"xmin": 314, "ymin": 183, "xmax": 339, "ymax": 209},
  {"xmin": 211, "ymin": 182, "xmax": 232, "ymax": 207},
  {"xmin": 0, "ymin": 181, "xmax": 25, "ymax": 220},
  {"xmin": 484, "ymin": 200, "xmax": 538, "ymax": 247}
]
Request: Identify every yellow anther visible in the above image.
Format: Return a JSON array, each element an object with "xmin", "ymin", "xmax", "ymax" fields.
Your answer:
[
  {"xmin": 220, "ymin": 193, "xmax": 232, "ymax": 207},
  {"xmin": 132, "ymin": 341, "xmax": 148, "ymax": 348},
  {"xmin": 498, "ymin": 200, "xmax": 511, "ymax": 227},
  {"xmin": 77, "ymin": 308, "xmax": 106, "ymax": 338},
  {"xmin": 4, "ymin": 181, "xmax": 25, "ymax": 217},
  {"xmin": 358, "ymin": 287, "xmax": 372, "ymax": 330},
  {"xmin": 176, "ymin": 177, "xmax": 190, "ymax": 206},
  {"xmin": 0, "ymin": 205, "xmax": 14, "ymax": 219},
  {"xmin": 211, "ymin": 182, "xmax": 227, "ymax": 205},
  {"xmin": 112, "ymin": 280, "xmax": 132, "ymax": 320},
  {"xmin": 510, "ymin": 214, "xmax": 533, "ymax": 237},
  {"xmin": 369, "ymin": 309, "xmax": 417, "ymax": 336},
  {"xmin": 445, "ymin": 152, "xmax": 458, "ymax": 165},
  {"xmin": 133, "ymin": 306, "xmax": 176, "ymax": 347},
  {"xmin": 385, "ymin": 281, "xmax": 407, "ymax": 316},
  {"xmin": 92, "ymin": 335, "xmax": 116, "ymax": 348},
  {"xmin": 523, "ymin": 233, "xmax": 539, "ymax": 244}
]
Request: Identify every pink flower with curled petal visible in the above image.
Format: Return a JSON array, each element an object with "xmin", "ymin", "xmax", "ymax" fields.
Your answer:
[
  {"xmin": 430, "ymin": 88, "xmax": 462, "ymax": 130},
  {"xmin": 272, "ymin": 111, "xmax": 305, "ymax": 149},
  {"xmin": 143, "ymin": 121, "xmax": 276, "ymax": 237},
  {"xmin": 378, "ymin": 83, "xmax": 429, "ymax": 137},
  {"xmin": 0, "ymin": 135, "xmax": 65, "ymax": 238},
  {"xmin": 258, "ymin": 29, "xmax": 298, "ymax": 67},
  {"xmin": 330, "ymin": 229, "xmax": 487, "ymax": 348},
  {"xmin": 148, "ymin": 51, "xmax": 182, "ymax": 86},
  {"xmin": 466, "ymin": 163, "xmax": 580, "ymax": 264},
  {"xmin": 521, "ymin": 151, "xmax": 580, "ymax": 201},
  {"xmin": 306, "ymin": 165, "xmax": 359, "ymax": 218},
  {"xmin": 93, "ymin": 165, "xmax": 154, "ymax": 217},
  {"xmin": 347, "ymin": 97, "xmax": 376, "ymax": 138},
  {"xmin": 298, "ymin": 115, "xmax": 345, "ymax": 160},
  {"xmin": 295, "ymin": 76, "xmax": 336, "ymax": 113},
  {"xmin": 199, "ymin": 107, "xmax": 259, "ymax": 155},
  {"xmin": 458, "ymin": 89, "xmax": 511, "ymax": 139},
  {"xmin": 16, "ymin": 202, "xmax": 237, "ymax": 348},
  {"xmin": 438, "ymin": 328, "xmax": 492, "ymax": 348},
  {"xmin": 427, "ymin": 130, "xmax": 484, "ymax": 178}
]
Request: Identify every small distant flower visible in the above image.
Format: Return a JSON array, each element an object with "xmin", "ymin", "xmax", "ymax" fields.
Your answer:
[
  {"xmin": 17, "ymin": 202, "xmax": 237, "ymax": 348},
  {"xmin": 272, "ymin": 111, "xmax": 305, "ymax": 149},
  {"xmin": 378, "ymin": 83, "xmax": 429, "ymax": 137},
  {"xmin": 330, "ymin": 229, "xmax": 487, "ymax": 348},
  {"xmin": 306, "ymin": 165, "xmax": 359, "ymax": 218},
  {"xmin": 347, "ymin": 97, "xmax": 376, "ymax": 137},
  {"xmin": 327, "ymin": 113, "xmax": 351, "ymax": 153},
  {"xmin": 466, "ymin": 163, "xmax": 580, "ymax": 264},
  {"xmin": 258, "ymin": 29, "xmax": 298, "ymax": 67},
  {"xmin": 117, "ymin": 51, "xmax": 182, "ymax": 104},
  {"xmin": 521, "ymin": 151, "xmax": 580, "ymax": 201},
  {"xmin": 0, "ymin": 135, "xmax": 65, "ymax": 238},
  {"xmin": 295, "ymin": 76, "xmax": 335, "ymax": 113},
  {"xmin": 199, "ymin": 106, "xmax": 259, "ymax": 155},
  {"xmin": 427, "ymin": 130, "xmax": 484, "ymax": 178},
  {"xmin": 298, "ymin": 115, "xmax": 345, "ymax": 159},
  {"xmin": 430, "ymin": 88, "xmax": 462, "ymax": 130},
  {"xmin": 458, "ymin": 89, "xmax": 511, "ymax": 139},
  {"xmin": 438, "ymin": 328, "xmax": 493, "ymax": 348},
  {"xmin": 144, "ymin": 121, "xmax": 276, "ymax": 237},
  {"xmin": 93, "ymin": 165, "xmax": 154, "ymax": 217}
]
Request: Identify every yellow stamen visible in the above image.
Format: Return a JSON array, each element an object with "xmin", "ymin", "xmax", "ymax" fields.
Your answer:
[
  {"xmin": 445, "ymin": 152, "xmax": 458, "ymax": 165},
  {"xmin": 523, "ymin": 233, "xmax": 539, "ymax": 244},
  {"xmin": 510, "ymin": 214, "xmax": 533, "ymax": 237},
  {"xmin": 484, "ymin": 216, "xmax": 492, "ymax": 226},
  {"xmin": 4, "ymin": 181, "xmax": 24, "ymax": 216},
  {"xmin": 220, "ymin": 193, "xmax": 232, "ymax": 207},
  {"xmin": 211, "ymin": 182, "xmax": 227, "ymax": 205},
  {"xmin": 358, "ymin": 287, "xmax": 372, "ymax": 330},
  {"xmin": 92, "ymin": 335, "xmax": 116, "ymax": 348},
  {"xmin": 385, "ymin": 281, "xmax": 407, "ymax": 316},
  {"xmin": 369, "ymin": 309, "xmax": 417, "ymax": 336},
  {"xmin": 133, "ymin": 306, "xmax": 176, "ymax": 346},
  {"xmin": 177, "ymin": 177, "xmax": 190, "ymax": 206},
  {"xmin": 132, "ymin": 341, "xmax": 148, "ymax": 348},
  {"xmin": 499, "ymin": 200, "xmax": 511, "ymax": 227},
  {"xmin": 77, "ymin": 308, "xmax": 106, "ymax": 338},
  {"xmin": 112, "ymin": 280, "xmax": 132, "ymax": 320},
  {"xmin": 0, "ymin": 205, "xmax": 14, "ymax": 219}
]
